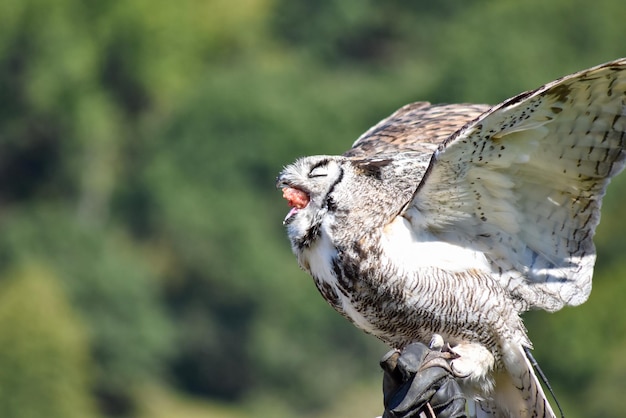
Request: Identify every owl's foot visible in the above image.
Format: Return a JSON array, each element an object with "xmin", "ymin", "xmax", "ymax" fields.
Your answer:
[
  {"xmin": 448, "ymin": 342, "xmax": 495, "ymax": 396},
  {"xmin": 426, "ymin": 334, "xmax": 468, "ymax": 378},
  {"xmin": 380, "ymin": 342, "xmax": 467, "ymax": 418}
]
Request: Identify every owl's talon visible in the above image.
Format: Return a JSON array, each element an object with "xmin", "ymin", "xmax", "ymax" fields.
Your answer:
[{"xmin": 429, "ymin": 334, "xmax": 445, "ymax": 351}]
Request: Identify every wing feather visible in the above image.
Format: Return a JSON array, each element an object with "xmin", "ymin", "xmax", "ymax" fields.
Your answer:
[
  {"xmin": 344, "ymin": 102, "xmax": 490, "ymax": 158},
  {"xmin": 407, "ymin": 58, "xmax": 626, "ymax": 312}
]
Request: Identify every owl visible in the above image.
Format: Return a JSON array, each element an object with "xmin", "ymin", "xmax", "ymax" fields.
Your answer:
[{"xmin": 277, "ymin": 58, "xmax": 626, "ymax": 417}]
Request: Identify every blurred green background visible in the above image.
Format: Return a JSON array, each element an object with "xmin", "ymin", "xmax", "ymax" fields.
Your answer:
[{"xmin": 1, "ymin": 1, "xmax": 626, "ymax": 417}]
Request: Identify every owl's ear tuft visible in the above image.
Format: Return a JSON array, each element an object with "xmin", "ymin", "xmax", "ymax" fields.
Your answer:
[{"xmin": 352, "ymin": 158, "xmax": 393, "ymax": 179}]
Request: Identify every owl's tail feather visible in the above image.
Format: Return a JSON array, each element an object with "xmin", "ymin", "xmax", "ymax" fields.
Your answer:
[
  {"xmin": 475, "ymin": 343, "xmax": 557, "ymax": 418},
  {"xmin": 523, "ymin": 346, "xmax": 565, "ymax": 418}
]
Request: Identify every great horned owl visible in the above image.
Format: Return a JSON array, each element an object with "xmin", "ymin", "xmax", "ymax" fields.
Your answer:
[{"xmin": 277, "ymin": 58, "xmax": 626, "ymax": 417}]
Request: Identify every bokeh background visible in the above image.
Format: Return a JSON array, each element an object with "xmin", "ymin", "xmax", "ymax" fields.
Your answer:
[{"xmin": 2, "ymin": 1, "xmax": 626, "ymax": 417}]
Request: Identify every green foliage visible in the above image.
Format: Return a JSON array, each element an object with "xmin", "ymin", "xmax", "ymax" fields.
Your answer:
[
  {"xmin": 0, "ymin": 208, "xmax": 174, "ymax": 414},
  {"xmin": 0, "ymin": 265, "xmax": 97, "ymax": 418},
  {"xmin": 1, "ymin": 0, "xmax": 626, "ymax": 417}
]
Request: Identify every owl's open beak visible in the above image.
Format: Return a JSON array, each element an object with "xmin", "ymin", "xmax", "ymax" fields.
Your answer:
[
  {"xmin": 279, "ymin": 186, "xmax": 310, "ymax": 224},
  {"xmin": 282, "ymin": 187, "xmax": 309, "ymax": 209}
]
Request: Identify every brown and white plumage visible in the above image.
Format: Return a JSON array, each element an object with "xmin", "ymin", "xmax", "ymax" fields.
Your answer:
[{"xmin": 277, "ymin": 59, "xmax": 626, "ymax": 417}]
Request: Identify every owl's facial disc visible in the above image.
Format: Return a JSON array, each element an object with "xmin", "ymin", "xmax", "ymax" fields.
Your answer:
[
  {"xmin": 277, "ymin": 156, "xmax": 343, "ymax": 232},
  {"xmin": 282, "ymin": 186, "xmax": 310, "ymax": 224}
]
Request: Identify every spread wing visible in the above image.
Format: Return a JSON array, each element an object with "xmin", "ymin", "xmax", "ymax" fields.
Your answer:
[
  {"xmin": 406, "ymin": 58, "xmax": 626, "ymax": 312},
  {"xmin": 344, "ymin": 102, "xmax": 490, "ymax": 158}
]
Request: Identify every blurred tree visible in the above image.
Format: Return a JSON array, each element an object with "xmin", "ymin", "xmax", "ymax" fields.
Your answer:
[
  {"xmin": 271, "ymin": 0, "xmax": 478, "ymax": 66},
  {"xmin": 0, "ymin": 209, "xmax": 174, "ymax": 415},
  {"xmin": 0, "ymin": 265, "xmax": 97, "ymax": 418}
]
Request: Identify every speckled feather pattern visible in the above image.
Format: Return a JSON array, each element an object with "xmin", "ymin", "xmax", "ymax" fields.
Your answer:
[
  {"xmin": 345, "ymin": 102, "xmax": 491, "ymax": 158},
  {"xmin": 277, "ymin": 58, "xmax": 626, "ymax": 418}
]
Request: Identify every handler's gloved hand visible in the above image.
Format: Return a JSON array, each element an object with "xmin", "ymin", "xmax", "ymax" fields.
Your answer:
[{"xmin": 380, "ymin": 342, "xmax": 467, "ymax": 418}]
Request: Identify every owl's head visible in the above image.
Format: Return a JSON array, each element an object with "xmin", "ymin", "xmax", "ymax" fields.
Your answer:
[
  {"xmin": 276, "ymin": 155, "xmax": 347, "ymax": 249},
  {"xmin": 277, "ymin": 154, "xmax": 417, "ymax": 253}
]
